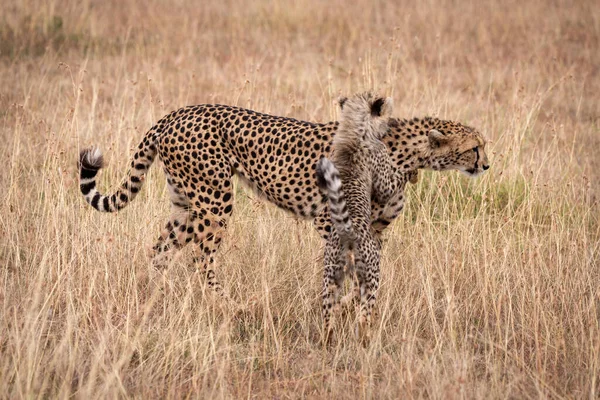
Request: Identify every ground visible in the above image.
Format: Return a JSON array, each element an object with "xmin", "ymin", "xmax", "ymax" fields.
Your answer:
[{"xmin": 0, "ymin": 0, "xmax": 599, "ymax": 398}]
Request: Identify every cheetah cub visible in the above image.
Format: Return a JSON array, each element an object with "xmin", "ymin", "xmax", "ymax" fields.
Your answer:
[{"xmin": 316, "ymin": 92, "xmax": 413, "ymax": 343}]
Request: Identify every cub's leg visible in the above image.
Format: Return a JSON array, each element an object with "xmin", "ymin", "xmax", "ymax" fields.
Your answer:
[
  {"xmin": 354, "ymin": 232, "xmax": 382, "ymax": 345},
  {"xmin": 322, "ymin": 231, "xmax": 347, "ymax": 342},
  {"xmin": 315, "ymin": 209, "xmax": 359, "ymax": 313}
]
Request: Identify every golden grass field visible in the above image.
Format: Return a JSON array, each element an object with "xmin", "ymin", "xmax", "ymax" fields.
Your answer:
[{"xmin": 1, "ymin": 0, "xmax": 599, "ymax": 398}]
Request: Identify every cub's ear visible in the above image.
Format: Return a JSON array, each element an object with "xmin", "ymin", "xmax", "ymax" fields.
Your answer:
[
  {"xmin": 337, "ymin": 96, "xmax": 348, "ymax": 110},
  {"xmin": 371, "ymin": 96, "xmax": 394, "ymax": 118},
  {"xmin": 428, "ymin": 129, "xmax": 448, "ymax": 148}
]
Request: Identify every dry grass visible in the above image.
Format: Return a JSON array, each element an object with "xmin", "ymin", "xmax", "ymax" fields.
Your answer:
[{"xmin": 1, "ymin": 0, "xmax": 599, "ymax": 398}]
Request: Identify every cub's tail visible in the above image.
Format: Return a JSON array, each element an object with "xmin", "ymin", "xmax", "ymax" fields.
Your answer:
[
  {"xmin": 79, "ymin": 130, "xmax": 158, "ymax": 212},
  {"xmin": 316, "ymin": 157, "xmax": 357, "ymax": 250}
]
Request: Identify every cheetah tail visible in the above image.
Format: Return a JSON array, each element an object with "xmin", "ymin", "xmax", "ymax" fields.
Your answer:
[
  {"xmin": 316, "ymin": 157, "xmax": 356, "ymax": 248},
  {"xmin": 79, "ymin": 131, "xmax": 158, "ymax": 213}
]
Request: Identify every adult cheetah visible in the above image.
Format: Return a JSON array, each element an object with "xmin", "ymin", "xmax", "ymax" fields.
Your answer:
[{"xmin": 79, "ymin": 103, "xmax": 489, "ymax": 308}]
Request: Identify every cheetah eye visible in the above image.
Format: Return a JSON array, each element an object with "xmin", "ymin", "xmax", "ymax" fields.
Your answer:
[{"xmin": 472, "ymin": 146, "xmax": 479, "ymax": 152}]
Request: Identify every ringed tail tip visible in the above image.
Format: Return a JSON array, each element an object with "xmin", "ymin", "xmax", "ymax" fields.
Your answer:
[{"xmin": 79, "ymin": 147, "xmax": 104, "ymax": 171}]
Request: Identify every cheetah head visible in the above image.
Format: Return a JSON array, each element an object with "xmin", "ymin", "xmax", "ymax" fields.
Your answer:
[{"xmin": 427, "ymin": 121, "xmax": 490, "ymax": 177}]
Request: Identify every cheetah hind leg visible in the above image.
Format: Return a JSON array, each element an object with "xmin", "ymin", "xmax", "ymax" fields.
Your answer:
[
  {"xmin": 150, "ymin": 207, "xmax": 194, "ymax": 272},
  {"xmin": 188, "ymin": 210, "xmax": 246, "ymax": 313}
]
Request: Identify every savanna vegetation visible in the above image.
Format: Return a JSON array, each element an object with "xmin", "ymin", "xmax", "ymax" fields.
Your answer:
[{"xmin": 1, "ymin": 0, "xmax": 598, "ymax": 397}]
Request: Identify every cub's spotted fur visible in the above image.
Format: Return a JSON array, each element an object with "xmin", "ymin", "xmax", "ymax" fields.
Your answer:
[{"xmin": 316, "ymin": 93, "xmax": 416, "ymax": 340}]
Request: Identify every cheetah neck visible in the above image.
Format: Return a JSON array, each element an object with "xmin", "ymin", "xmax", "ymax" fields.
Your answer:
[{"xmin": 385, "ymin": 117, "xmax": 440, "ymax": 172}]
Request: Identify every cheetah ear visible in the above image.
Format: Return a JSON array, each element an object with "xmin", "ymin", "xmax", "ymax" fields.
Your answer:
[
  {"xmin": 428, "ymin": 129, "xmax": 448, "ymax": 148},
  {"xmin": 371, "ymin": 97, "xmax": 393, "ymax": 118},
  {"xmin": 409, "ymin": 171, "xmax": 419, "ymax": 184},
  {"xmin": 338, "ymin": 96, "xmax": 348, "ymax": 110}
]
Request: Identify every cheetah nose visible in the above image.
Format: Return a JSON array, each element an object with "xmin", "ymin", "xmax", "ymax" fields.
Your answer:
[{"xmin": 483, "ymin": 164, "xmax": 489, "ymax": 171}]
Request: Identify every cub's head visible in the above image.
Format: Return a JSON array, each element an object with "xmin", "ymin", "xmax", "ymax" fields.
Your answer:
[
  {"xmin": 337, "ymin": 92, "xmax": 393, "ymax": 140},
  {"xmin": 426, "ymin": 120, "xmax": 489, "ymax": 177}
]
